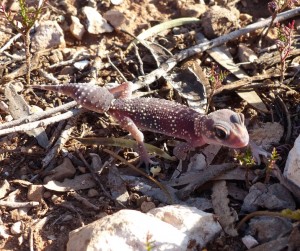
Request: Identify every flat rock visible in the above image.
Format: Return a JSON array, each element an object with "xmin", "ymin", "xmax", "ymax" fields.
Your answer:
[
  {"xmin": 43, "ymin": 158, "xmax": 76, "ymax": 183},
  {"xmin": 248, "ymin": 216, "xmax": 292, "ymax": 243},
  {"xmin": 103, "ymin": 10, "xmax": 126, "ymax": 29},
  {"xmin": 284, "ymin": 134, "xmax": 300, "ymax": 189},
  {"xmin": 241, "ymin": 182, "xmax": 296, "ymax": 212},
  {"xmin": 67, "ymin": 205, "xmax": 222, "ymax": 250},
  {"xmin": 31, "ymin": 20, "xmax": 65, "ymax": 51},
  {"xmin": 82, "ymin": 6, "xmax": 113, "ymax": 34},
  {"xmin": 67, "ymin": 209, "xmax": 188, "ymax": 251}
]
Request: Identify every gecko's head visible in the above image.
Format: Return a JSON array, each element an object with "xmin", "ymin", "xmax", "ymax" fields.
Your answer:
[{"xmin": 195, "ymin": 109, "xmax": 249, "ymax": 148}]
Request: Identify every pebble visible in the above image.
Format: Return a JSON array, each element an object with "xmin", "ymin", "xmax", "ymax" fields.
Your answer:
[
  {"xmin": 0, "ymin": 179, "xmax": 11, "ymax": 199},
  {"xmin": 10, "ymin": 221, "xmax": 22, "ymax": 235},
  {"xmin": 43, "ymin": 158, "xmax": 76, "ymax": 183},
  {"xmin": 70, "ymin": 16, "xmax": 85, "ymax": 40},
  {"xmin": 31, "ymin": 21, "xmax": 66, "ymax": 51},
  {"xmin": 82, "ymin": 6, "xmax": 113, "ymax": 34},
  {"xmin": 27, "ymin": 184, "xmax": 44, "ymax": 202},
  {"xmin": 201, "ymin": 5, "xmax": 239, "ymax": 39},
  {"xmin": 140, "ymin": 201, "xmax": 156, "ymax": 213},
  {"xmin": 74, "ymin": 60, "xmax": 89, "ymax": 70},
  {"xmin": 111, "ymin": 0, "xmax": 123, "ymax": 5},
  {"xmin": 103, "ymin": 10, "xmax": 126, "ymax": 29},
  {"xmin": 87, "ymin": 188, "xmax": 100, "ymax": 198}
]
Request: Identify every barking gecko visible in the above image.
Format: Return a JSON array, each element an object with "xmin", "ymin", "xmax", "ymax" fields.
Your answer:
[{"xmin": 32, "ymin": 82, "xmax": 249, "ymax": 166}]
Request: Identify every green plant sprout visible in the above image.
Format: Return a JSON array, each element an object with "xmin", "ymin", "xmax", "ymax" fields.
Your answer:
[
  {"xmin": 235, "ymin": 148, "xmax": 256, "ymax": 186},
  {"xmin": 145, "ymin": 233, "xmax": 156, "ymax": 251},
  {"xmin": 263, "ymin": 0, "xmax": 298, "ymax": 40},
  {"xmin": 0, "ymin": 0, "xmax": 46, "ymax": 85},
  {"xmin": 207, "ymin": 64, "xmax": 228, "ymax": 112},
  {"xmin": 275, "ymin": 20, "xmax": 295, "ymax": 84},
  {"xmin": 265, "ymin": 147, "xmax": 280, "ymax": 183}
]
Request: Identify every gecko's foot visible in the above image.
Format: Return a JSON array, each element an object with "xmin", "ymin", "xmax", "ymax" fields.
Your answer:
[
  {"xmin": 138, "ymin": 156, "xmax": 160, "ymax": 173},
  {"xmin": 249, "ymin": 141, "xmax": 271, "ymax": 165}
]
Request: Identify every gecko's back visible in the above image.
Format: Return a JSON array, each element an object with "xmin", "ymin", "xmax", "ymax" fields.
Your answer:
[{"xmin": 110, "ymin": 97, "xmax": 200, "ymax": 142}]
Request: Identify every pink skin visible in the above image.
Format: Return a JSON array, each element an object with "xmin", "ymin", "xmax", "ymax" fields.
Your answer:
[{"xmin": 32, "ymin": 82, "xmax": 250, "ymax": 167}]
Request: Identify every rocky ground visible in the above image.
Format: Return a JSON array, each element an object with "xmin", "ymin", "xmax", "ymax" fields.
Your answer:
[{"xmin": 0, "ymin": 0, "xmax": 300, "ymax": 250}]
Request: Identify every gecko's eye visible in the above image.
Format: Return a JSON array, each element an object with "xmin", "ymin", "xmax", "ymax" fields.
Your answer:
[{"xmin": 214, "ymin": 125, "xmax": 229, "ymax": 140}]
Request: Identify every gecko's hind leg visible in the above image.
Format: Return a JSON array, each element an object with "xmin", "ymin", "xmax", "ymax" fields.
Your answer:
[{"xmin": 108, "ymin": 82, "xmax": 134, "ymax": 99}]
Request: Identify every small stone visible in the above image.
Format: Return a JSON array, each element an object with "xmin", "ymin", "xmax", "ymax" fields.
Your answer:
[
  {"xmin": 10, "ymin": 221, "xmax": 22, "ymax": 235},
  {"xmin": 31, "ymin": 21, "xmax": 66, "ymax": 51},
  {"xmin": 60, "ymin": 66, "xmax": 76, "ymax": 76},
  {"xmin": 43, "ymin": 191, "xmax": 52, "ymax": 199},
  {"xmin": 238, "ymin": 44, "xmax": 258, "ymax": 70},
  {"xmin": 0, "ymin": 225, "xmax": 10, "ymax": 239},
  {"xmin": 140, "ymin": 201, "xmax": 156, "ymax": 213},
  {"xmin": 0, "ymin": 179, "xmax": 11, "ymax": 199},
  {"xmin": 5, "ymin": 115, "xmax": 13, "ymax": 122},
  {"xmin": 70, "ymin": 16, "xmax": 85, "ymax": 40},
  {"xmin": 103, "ymin": 10, "xmax": 126, "ymax": 29},
  {"xmin": 82, "ymin": 6, "xmax": 113, "ymax": 34},
  {"xmin": 30, "ymin": 105, "xmax": 44, "ymax": 114},
  {"xmin": 284, "ymin": 135, "xmax": 300, "ymax": 189},
  {"xmin": 88, "ymin": 188, "xmax": 99, "ymax": 198},
  {"xmin": 49, "ymin": 50, "xmax": 63, "ymax": 64},
  {"xmin": 201, "ymin": 6, "xmax": 239, "ymax": 39},
  {"xmin": 43, "ymin": 158, "xmax": 76, "ymax": 183},
  {"xmin": 111, "ymin": 0, "xmax": 123, "ymax": 5},
  {"xmin": 74, "ymin": 60, "xmax": 89, "ymax": 70},
  {"xmin": 242, "ymin": 235, "xmax": 259, "ymax": 249},
  {"xmin": 27, "ymin": 184, "xmax": 44, "ymax": 202}
]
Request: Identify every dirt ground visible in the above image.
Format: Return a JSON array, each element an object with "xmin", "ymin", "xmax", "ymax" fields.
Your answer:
[{"xmin": 0, "ymin": 0, "xmax": 300, "ymax": 250}]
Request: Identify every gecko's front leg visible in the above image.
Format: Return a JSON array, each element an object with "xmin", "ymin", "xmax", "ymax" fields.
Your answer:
[{"xmin": 110, "ymin": 111, "xmax": 157, "ymax": 169}]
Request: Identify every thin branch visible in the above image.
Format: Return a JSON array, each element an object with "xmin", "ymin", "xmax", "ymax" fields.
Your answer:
[
  {"xmin": 0, "ymin": 101, "xmax": 77, "ymax": 130},
  {"xmin": 132, "ymin": 7, "xmax": 300, "ymax": 91},
  {"xmin": 0, "ymin": 33, "xmax": 22, "ymax": 54},
  {"xmin": 0, "ymin": 108, "xmax": 80, "ymax": 136}
]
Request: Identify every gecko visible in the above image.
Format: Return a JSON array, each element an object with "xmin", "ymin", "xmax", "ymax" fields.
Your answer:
[{"xmin": 31, "ymin": 82, "xmax": 250, "ymax": 166}]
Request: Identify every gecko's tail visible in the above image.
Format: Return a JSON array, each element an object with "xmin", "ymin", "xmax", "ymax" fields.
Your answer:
[
  {"xmin": 32, "ymin": 83, "xmax": 115, "ymax": 113},
  {"xmin": 31, "ymin": 84, "xmax": 76, "ymax": 97}
]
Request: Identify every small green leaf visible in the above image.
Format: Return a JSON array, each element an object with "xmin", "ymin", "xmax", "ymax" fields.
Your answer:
[{"xmin": 75, "ymin": 137, "xmax": 177, "ymax": 161}]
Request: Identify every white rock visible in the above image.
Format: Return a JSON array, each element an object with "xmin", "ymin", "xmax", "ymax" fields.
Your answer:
[
  {"xmin": 111, "ymin": 0, "xmax": 123, "ymax": 5},
  {"xmin": 284, "ymin": 134, "xmax": 300, "ymax": 188},
  {"xmin": 10, "ymin": 221, "xmax": 22, "ymax": 235},
  {"xmin": 242, "ymin": 235, "xmax": 259, "ymax": 249},
  {"xmin": 31, "ymin": 21, "xmax": 65, "ymax": 51},
  {"xmin": 74, "ymin": 60, "xmax": 89, "ymax": 70},
  {"xmin": 0, "ymin": 225, "xmax": 10, "ymax": 239},
  {"xmin": 70, "ymin": 16, "xmax": 85, "ymax": 40},
  {"xmin": 82, "ymin": 6, "xmax": 113, "ymax": 34},
  {"xmin": 149, "ymin": 205, "xmax": 222, "ymax": 248},
  {"xmin": 67, "ymin": 209, "xmax": 188, "ymax": 251}
]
